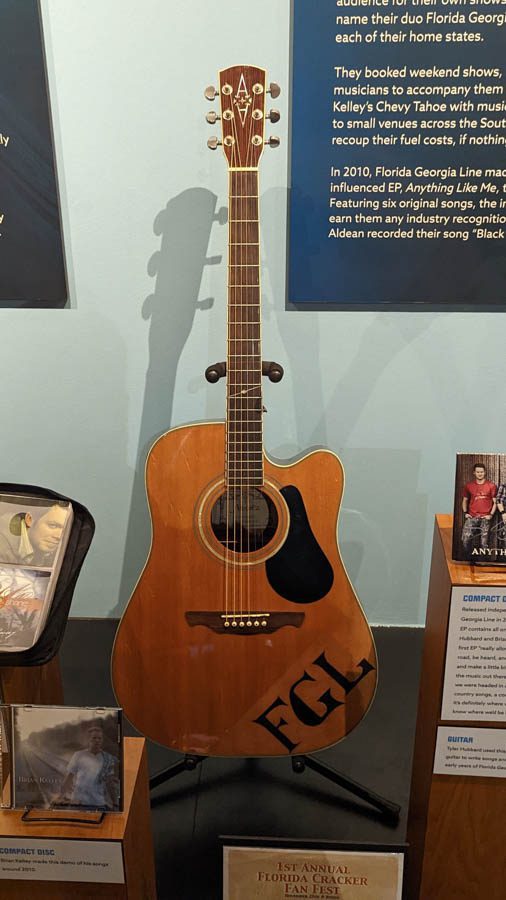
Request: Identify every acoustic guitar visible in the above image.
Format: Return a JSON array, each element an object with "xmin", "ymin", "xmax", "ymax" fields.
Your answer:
[{"xmin": 112, "ymin": 66, "xmax": 377, "ymax": 757}]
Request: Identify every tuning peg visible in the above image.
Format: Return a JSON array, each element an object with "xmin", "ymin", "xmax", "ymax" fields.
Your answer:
[
  {"xmin": 206, "ymin": 111, "xmax": 220, "ymax": 124},
  {"xmin": 266, "ymin": 136, "xmax": 280, "ymax": 148},
  {"xmin": 207, "ymin": 136, "xmax": 222, "ymax": 150},
  {"xmin": 268, "ymin": 83, "xmax": 281, "ymax": 99},
  {"xmin": 267, "ymin": 109, "xmax": 281, "ymax": 123},
  {"xmin": 204, "ymin": 85, "xmax": 218, "ymax": 101}
]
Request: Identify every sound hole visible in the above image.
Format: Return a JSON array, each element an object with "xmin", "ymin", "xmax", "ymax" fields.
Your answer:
[{"xmin": 210, "ymin": 488, "xmax": 278, "ymax": 554}]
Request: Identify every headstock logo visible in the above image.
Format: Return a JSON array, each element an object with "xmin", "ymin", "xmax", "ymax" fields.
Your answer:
[{"xmin": 234, "ymin": 73, "xmax": 252, "ymax": 126}]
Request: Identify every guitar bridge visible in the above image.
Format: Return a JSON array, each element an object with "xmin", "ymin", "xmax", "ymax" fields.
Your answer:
[{"xmin": 185, "ymin": 611, "xmax": 304, "ymax": 635}]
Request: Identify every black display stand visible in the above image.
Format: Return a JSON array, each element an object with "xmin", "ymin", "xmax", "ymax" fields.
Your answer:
[{"xmin": 150, "ymin": 753, "xmax": 401, "ymax": 824}]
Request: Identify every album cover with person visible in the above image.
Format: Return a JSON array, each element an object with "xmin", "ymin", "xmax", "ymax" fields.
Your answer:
[
  {"xmin": 0, "ymin": 567, "xmax": 50, "ymax": 651},
  {"xmin": 0, "ymin": 495, "xmax": 72, "ymax": 569},
  {"xmin": 452, "ymin": 453, "xmax": 506, "ymax": 565},
  {"xmin": 10, "ymin": 706, "xmax": 123, "ymax": 812},
  {"xmin": 0, "ymin": 494, "xmax": 73, "ymax": 651}
]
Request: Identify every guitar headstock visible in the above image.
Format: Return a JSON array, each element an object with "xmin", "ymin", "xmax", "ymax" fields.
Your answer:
[{"xmin": 205, "ymin": 65, "xmax": 280, "ymax": 169}]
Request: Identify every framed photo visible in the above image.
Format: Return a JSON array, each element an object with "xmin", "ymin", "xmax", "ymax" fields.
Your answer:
[
  {"xmin": 223, "ymin": 839, "xmax": 405, "ymax": 900},
  {"xmin": 452, "ymin": 453, "xmax": 506, "ymax": 565},
  {"xmin": 10, "ymin": 706, "xmax": 123, "ymax": 812}
]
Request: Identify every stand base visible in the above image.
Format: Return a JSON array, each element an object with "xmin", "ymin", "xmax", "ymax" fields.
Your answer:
[{"xmin": 150, "ymin": 752, "xmax": 400, "ymax": 824}]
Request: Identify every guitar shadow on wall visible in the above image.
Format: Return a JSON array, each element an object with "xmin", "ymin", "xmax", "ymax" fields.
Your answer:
[
  {"xmin": 262, "ymin": 187, "xmax": 432, "ymax": 614},
  {"xmin": 112, "ymin": 188, "xmax": 226, "ymax": 617}
]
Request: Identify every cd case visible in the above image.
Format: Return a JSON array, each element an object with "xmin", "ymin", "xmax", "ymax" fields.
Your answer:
[
  {"xmin": 0, "ymin": 705, "xmax": 123, "ymax": 812},
  {"xmin": 452, "ymin": 453, "xmax": 506, "ymax": 565},
  {"xmin": 0, "ymin": 493, "xmax": 74, "ymax": 651}
]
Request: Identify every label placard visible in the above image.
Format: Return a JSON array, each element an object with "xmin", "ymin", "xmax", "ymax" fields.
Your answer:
[
  {"xmin": 223, "ymin": 846, "xmax": 403, "ymax": 899},
  {"xmin": 0, "ymin": 0, "xmax": 66, "ymax": 306},
  {"xmin": 289, "ymin": 0, "xmax": 506, "ymax": 305},
  {"xmin": 441, "ymin": 586, "xmax": 506, "ymax": 720},
  {"xmin": 434, "ymin": 726, "xmax": 506, "ymax": 777},
  {"xmin": 0, "ymin": 837, "xmax": 124, "ymax": 883}
]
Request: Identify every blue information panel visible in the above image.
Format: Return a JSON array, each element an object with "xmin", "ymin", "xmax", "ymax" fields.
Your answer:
[
  {"xmin": 0, "ymin": 0, "xmax": 66, "ymax": 307},
  {"xmin": 288, "ymin": 0, "xmax": 506, "ymax": 305}
]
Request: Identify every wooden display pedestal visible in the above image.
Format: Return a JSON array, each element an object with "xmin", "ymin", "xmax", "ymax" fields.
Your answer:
[
  {"xmin": 0, "ymin": 737, "xmax": 156, "ymax": 899},
  {"xmin": 0, "ymin": 655, "xmax": 64, "ymax": 705},
  {"xmin": 406, "ymin": 514, "xmax": 506, "ymax": 900}
]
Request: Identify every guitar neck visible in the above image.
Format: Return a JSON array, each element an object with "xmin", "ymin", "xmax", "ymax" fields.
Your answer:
[{"xmin": 226, "ymin": 169, "xmax": 263, "ymax": 488}]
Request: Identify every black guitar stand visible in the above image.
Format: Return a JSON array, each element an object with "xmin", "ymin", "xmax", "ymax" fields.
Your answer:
[{"xmin": 149, "ymin": 753, "xmax": 401, "ymax": 825}]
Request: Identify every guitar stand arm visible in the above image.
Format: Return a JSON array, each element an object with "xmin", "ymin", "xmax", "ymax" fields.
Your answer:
[
  {"xmin": 291, "ymin": 755, "xmax": 401, "ymax": 825},
  {"xmin": 149, "ymin": 753, "xmax": 400, "ymax": 826},
  {"xmin": 205, "ymin": 360, "xmax": 284, "ymax": 383},
  {"xmin": 149, "ymin": 754, "xmax": 206, "ymax": 791}
]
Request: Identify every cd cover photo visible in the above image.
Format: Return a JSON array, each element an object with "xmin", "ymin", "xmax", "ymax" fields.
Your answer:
[
  {"xmin": 452, "ymin": 453, "xmax": 506, "ymax": 565},
  {"xmin": 10, "ymin": 706, "xmax": 123, "ymax": 812},
  {"xmin": 0, "ymin": 493, "xmax": 73, "ymax": 651}
]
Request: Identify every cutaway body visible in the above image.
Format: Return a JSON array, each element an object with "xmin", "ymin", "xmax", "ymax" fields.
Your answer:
[{"xmin": 112, "ymin": 422, "xmax": 377, "ymax": 757}]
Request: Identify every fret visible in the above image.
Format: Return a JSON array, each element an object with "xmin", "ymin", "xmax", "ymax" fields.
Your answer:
[{"xmin": 226, "ymin": 484, "xmax": 264, "ymax": 488}]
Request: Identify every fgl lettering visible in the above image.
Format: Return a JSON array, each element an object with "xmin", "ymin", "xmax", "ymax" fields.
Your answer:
[{"xmin": 254, "ymin": 653, "xmax": 375, "ymax": 751}]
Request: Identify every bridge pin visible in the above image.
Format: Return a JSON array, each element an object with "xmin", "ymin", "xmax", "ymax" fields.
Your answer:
[
  {"xmin": 261, "ymin": 620, "xmax": 267, "ymax": 626},
  {"xmin": 239, "ymin": 621, "xmax": 245, "ymax": 627},
  {"xmin": 224, "ymin": 621, "xmax": 230, "ymax": 627},
  {"xmin": 247, "ymin": 620, "xmax": 252, "ymax": 626},
  {"xmin": 232, "ymin": 621, "xmax": 238, "ymax": 627},
  {"xmin": 254, "ymin": 620, "xmax": 260, "ymax": 627}
]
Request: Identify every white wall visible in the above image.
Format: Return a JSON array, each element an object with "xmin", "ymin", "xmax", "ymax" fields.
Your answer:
[{"xmin": 0, "ymin": 0, "xmax": 502, "ymax": 624}]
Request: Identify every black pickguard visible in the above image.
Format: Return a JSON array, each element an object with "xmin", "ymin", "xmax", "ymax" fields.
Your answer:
[{"xmin": 266, "ymin": 485, "xmax": 334, "ymax": 603}]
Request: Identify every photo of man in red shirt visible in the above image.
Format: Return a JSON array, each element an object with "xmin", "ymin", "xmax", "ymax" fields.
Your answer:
[{"xmin": 462, "ymin": 463, "xmax": 497, "ymax": 554}]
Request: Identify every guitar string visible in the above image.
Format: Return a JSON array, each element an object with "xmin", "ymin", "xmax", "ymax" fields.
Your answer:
[
  {"xmin": 245, "ymin": 110, "xmax": 256, "ymax": 622},
  {"xmin": 245, "ymin": 116, "xmax": 254, "ymax": 622},
  {"xmin": 246, "ymin": 111, "xmax": 254, "ymax": 622},
  {"xmin": 235, "ymin": 112, "xmax": 242, "ymax": 624},
  {"xmin": 231, "ymin": 103, "xmax": 241, "ymax": 625},
  {"xmin": 225, "ymin": 92, "xmax": 235, "ymax": 627},
  {"xmin": 224, "ymin": 80, "xmax": 264, "ymax": 628}
]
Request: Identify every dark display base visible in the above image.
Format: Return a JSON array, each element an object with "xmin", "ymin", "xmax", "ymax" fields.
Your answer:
[{"xmin": 60, "ymin": 619, "xmax": 422, "ymax": 900}]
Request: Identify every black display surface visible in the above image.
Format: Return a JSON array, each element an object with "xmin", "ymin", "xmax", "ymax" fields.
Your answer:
[
  {"xmin": 0, "ymin": 0, "xmax": 66, "ymax": 307},
  {"xmin": 288, "ymin": 0, "xmax": 506, "ymax": 306}
]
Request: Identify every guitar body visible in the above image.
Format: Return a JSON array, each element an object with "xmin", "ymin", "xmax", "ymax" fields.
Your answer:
[{"xmin": 112, "ymin": 421, "xmax": 377, "ymax": 757}]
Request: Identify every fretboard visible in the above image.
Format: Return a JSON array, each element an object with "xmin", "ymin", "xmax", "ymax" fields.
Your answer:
[{"xmin": 226, "ymin": 170, "xmax": 262, "ymax": 488}]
